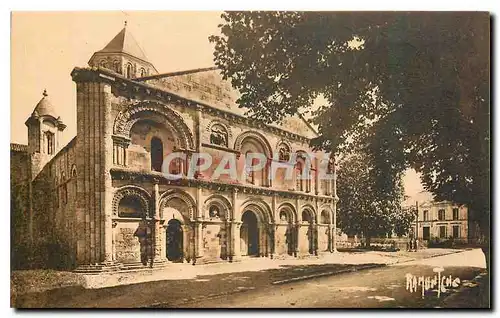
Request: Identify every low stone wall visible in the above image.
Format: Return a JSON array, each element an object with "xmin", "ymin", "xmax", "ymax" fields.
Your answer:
[{"xmin": 337, "ymin": 237, "xmax": 426, "ymax": 251}]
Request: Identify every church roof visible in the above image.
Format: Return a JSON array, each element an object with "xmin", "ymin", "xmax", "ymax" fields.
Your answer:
[
  {"xmin": 97, "ymin": 25, "xmax": 149, "ymax": 63},
  {"xmin": 32, "ymin": 90, "xmax": 58, "ymax": 118},
  {"xmin": 140, "ymin": 67, "xmax": 319, "ymax": 139}
]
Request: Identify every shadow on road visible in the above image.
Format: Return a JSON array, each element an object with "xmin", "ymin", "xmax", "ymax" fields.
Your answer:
[{"xmin": 13, "ymin": 262, "xmax": 380, "ymax": 308}]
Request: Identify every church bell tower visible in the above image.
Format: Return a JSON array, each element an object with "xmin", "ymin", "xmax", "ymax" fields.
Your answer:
[{"xmin": 88, "ymin": 22, "xmax": 158, "ymax": 78}]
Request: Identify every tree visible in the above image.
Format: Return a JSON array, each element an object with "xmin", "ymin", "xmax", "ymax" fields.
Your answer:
[
  {"xmin": 336, "ymin": 151, "xmax": 406, "ymax": 246},
  {"xmin": 210, "ymin": 11, "xmax": 490, "ymax": 248},
  {"xmin": 393, "ymin": 207, "xmax": 416, "ymax": 238}
]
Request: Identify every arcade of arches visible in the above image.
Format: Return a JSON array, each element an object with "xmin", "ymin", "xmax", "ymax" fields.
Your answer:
[{"xmin": 111, "ymin": 186, "xmax": 336, "ymax": 265}]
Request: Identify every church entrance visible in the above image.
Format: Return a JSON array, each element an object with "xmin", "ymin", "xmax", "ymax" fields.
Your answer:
[
  {"xmin": 241, "ymin": 210, "xmax": 259, "ymax": 256},
  {"xmin": 166, "ymin": 219, "xmax": 183, "ymax": 262}
]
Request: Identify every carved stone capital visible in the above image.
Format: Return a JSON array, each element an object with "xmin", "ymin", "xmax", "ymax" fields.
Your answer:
[{"xmin": 112, "ymin": 134, "xmax": 131, "ymax": 148}]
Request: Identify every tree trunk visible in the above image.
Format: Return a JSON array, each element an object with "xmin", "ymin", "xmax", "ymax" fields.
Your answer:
[
  {"xmin": 479, "ymin": 213, "xmax": 490, "ymax": 272},
  {"xmin": 365, "ymin": 236, "xmax": 371, "ymax": 248}
]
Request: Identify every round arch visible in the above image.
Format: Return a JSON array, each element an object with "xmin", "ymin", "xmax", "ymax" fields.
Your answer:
[
  {"xmin": 112, "ymin": 185, "xmax": 151, "ymax": 218},
  {"xmin": 113, "ymin": 101, "xmax": 195, "ymax": 150},
  {"xmin": 206, "ymin": 120, "xmax": 232, "ymax": 145},
  {"xmin": 300, "ymin": 204, "xmax": 317, "ymax": 223},
  {"xmin": 158, "ymin": 189, "xmax": 196, "ymax": 221},
  {"xmin": 277, "ymin": 202, "xmax": 298, "ymax": 224},
  {"xmin": 204, "ymin": 194, "xmax": 232, "ymax": 220},
  {"xmin": 240, "ymin": 199, "xmax": 273, "ymax": 224},
  {"xmin": 319, "ymin": 205, "xmax": 333, "ymax": 224},
  {"xmin": 240, "ymin": 199, "xmax": 274, "ymax": 258},
  {"xmin": 234, "ymin": 131, "xmax": 273, "ymax": 159}
]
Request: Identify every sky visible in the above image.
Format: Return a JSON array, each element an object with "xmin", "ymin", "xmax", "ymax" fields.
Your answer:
[
  {"xmin": 10, "ymin": 11, "xmax": 425, "ymax": 199},
  {"xmin": 11, "ymin": 11, "xmax": 224, "ymax": 146}
]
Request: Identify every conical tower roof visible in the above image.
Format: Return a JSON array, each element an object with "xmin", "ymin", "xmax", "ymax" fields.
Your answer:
[{"xmin": 97, "ymin": 23, "xmax": 149, "ymax": 63}]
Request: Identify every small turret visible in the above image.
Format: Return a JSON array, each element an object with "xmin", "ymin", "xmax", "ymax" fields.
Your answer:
[{"xmin": 25, "ymin": 90, "xmax": 66, "ymax": 178}]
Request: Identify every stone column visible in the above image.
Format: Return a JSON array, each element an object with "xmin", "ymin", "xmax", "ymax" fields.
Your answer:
[
  {"xmin": 294, "ymin": 222, "xmax": 300, "ymax": 257},
  {"xmin": 224, "ymin": 219, "xmax": 230, "ymax": 261},
  {"xmin": 269, "ymin": 223, "xmax": 276, "ymax": 259},
  {"xmin": 185, "ymin": 152, "xmax": 192, "ymax": 178},
  {"xmin": 193, "ymin": 220, "xmax": 203, "ymax": 265},
  {"xmin": 312, "ymin": 220, "xmax": 318, "ymax": 256},
  {"xmin": 266, "ymin": 158, "xmax": 272, "ymax": 187},
  {"xmin": 294, "ymin": 197, "xmax": 300, "ymax": 257},
  {"xmin": 230, "ymin": 189, "xmax": 241, "ymax": 262},
  {"xmin": 328, "ymin": 223, "xmax": 334, "ymax": 252},
  {"xmin": 270, "ymin": 194, "xmax": 277, "ymax": 259},
  {"xmin": 181, "ymin": 224, "xmax": 188, "ymax": 263},
  {"xmin": 258, "ymin": 226, "xmax": 264, "ymax": 257},
  {"xmin": 112, "ymin": 220, "xmax": 117, "ymax": 261},
  {"xmin": 152, "ymin": 181, "xmax": 163, "ymax": 263},
  {"xmin": 231, "ymin": 222, "xmax": 242, "ymax": 261},
  {"xmin": 102, "ymin": 83, "xmax": 114, "ymax": 265},
  {"xmin": 193, "ymin": 187, "xmax": 204, "ymax": 265}
]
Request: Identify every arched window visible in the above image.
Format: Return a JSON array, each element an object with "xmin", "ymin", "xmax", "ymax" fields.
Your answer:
[
  {"xmin": 118, "ymin": 196, "xmax": 145, "ymax": 218},
  {"xmin": 323, "ymin": 158, "xmax": 334, "ymax": 195},
  {"xmin": 45, "ymin": 131, "xmax": 54, "ymax": 155},
  {"xmin": 125, "ymin": 63, "xmax": 133, "ymax": 78},
  {"xmin": 151, "ymin": 137, "xmax": 163, "ymax": 172},
  {"xmin": 140, "ymin": 68, "xmax": 146, "ymax": 77},
  {"xmin": 210, "ymin": 124, "xmax": 228, "ymax": 147},
  {"xmin": 278, "ymin": 143, "xmax": 291, "ymax": 162},
  {"xmin": 113, "ymin": 60, "xmax": 121, "ymax": 73},
  {"xmin": 100, "ymin": 60, "xmax": 107, "ymax": 68}
]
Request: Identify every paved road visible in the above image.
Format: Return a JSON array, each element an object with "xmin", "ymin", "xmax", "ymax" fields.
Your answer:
[
  {"xmin": 14, "ymin": 249, "xmax": 486, "ymax": 308},
  {"xmin": 169, "ymin": 249, "xmax": 487, "ymax": 308}
]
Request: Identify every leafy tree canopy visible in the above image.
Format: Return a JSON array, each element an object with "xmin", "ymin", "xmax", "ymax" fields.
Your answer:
[
  {"xmin": 210, "ymin": 12, "xmax": 490, "ymax": 236},
  {"xmin": 336, "ymin": 151, "xmax": 406, "ymax": 243}
]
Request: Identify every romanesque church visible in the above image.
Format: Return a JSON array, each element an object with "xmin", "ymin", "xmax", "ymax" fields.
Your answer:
[{"xmin": 11, "ymin": 25, "xmax": 338, "ymax": 271}]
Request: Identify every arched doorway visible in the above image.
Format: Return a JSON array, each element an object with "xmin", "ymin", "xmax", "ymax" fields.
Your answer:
[
  {"xmin": 241, "ymin": 211, "xmax": 259, "ymax": 256},
  {"xmin": 166, "ymin": 219, "xmax": 183, "ymax": 262}
]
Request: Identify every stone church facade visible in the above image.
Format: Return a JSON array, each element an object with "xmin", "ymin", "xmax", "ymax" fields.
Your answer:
[{"xmin": 11, "ymin": 25, "xmax": 338, "ymax": 271}]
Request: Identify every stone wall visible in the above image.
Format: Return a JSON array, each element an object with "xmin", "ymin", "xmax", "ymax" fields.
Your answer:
[
  {"xmin": 30, "ymin": 138, "xmax": 78, "ymax": 269},
  {"xmin": 10, "ymin": 147, "xmax": 30, "ymax": 269}
]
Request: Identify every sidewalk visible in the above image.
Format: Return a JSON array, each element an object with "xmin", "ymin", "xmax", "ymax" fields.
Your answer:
[{"xmin": 11, "ymin": 248, "xmax": 462, "ymax": 293}]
